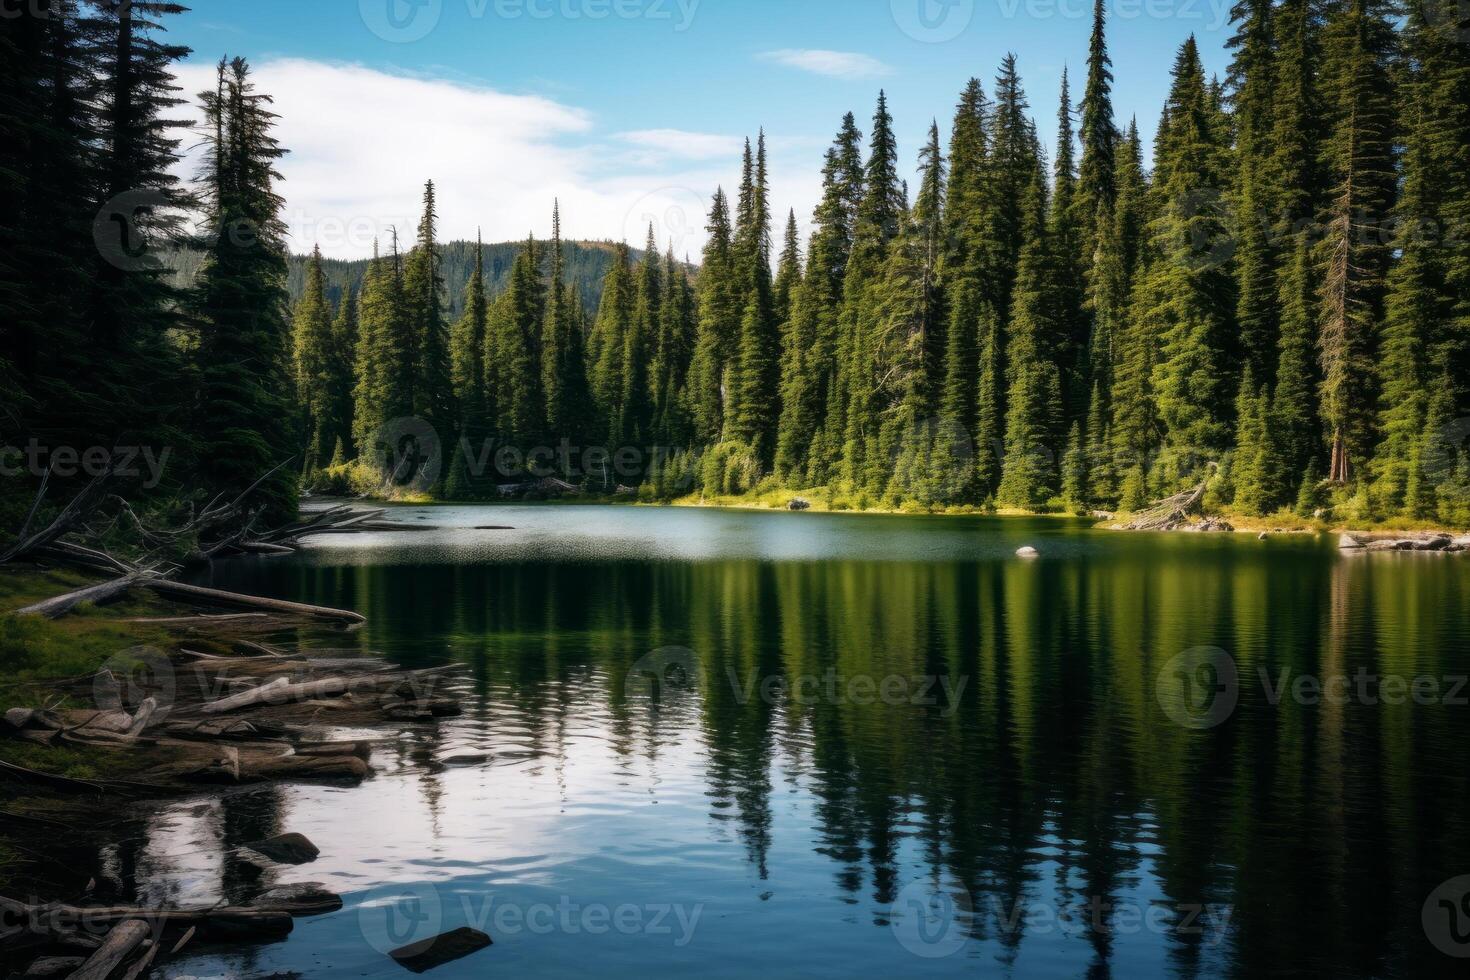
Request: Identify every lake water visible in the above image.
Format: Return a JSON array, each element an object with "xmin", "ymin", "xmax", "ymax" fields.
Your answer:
[{"xmin": 141, "ymin": 506, "xmax": 1470, "ymax": 978}]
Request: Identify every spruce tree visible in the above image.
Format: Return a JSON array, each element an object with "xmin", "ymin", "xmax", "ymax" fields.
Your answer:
[
  {"xmin": 1316, "ymin": 0, "xmax": 1397, "ymax": 483},
  {"xmin": 997, "ymin": 179, "xmax": 1064, "ymax": 508},
  {"xmin": 1076, "ymin": 0, "xmax": 1119, "ymax": 273},
  {"xmin": 590, "ymin": 241, "xmax": 635, "ymax": 451},
  {"xmin": 405, "ymin": 181, "xmax": 452, "ymax": 455},
  {"xmin": 1142, "ymin": 38, "xmax": 1236, "ymax": 488},
  {"xmin": 293, "ymin": 245, "xmax": 334, "ymax": 474},
  {"xmin": 689, "ymin": 190, "xmax": 738, "ymax": 444},
  {"xmin": 449, "ymin": 233, "xmax": 489, "ymax": 496},
  {"xmin": 191, "ymin": 57, "xmax": 295, "ymax": 521}
]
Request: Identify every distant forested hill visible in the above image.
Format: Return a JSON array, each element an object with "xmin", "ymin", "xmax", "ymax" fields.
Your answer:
[{"xmin": 167, "ymin": 239, "xmax": 688, "ymax": 320}]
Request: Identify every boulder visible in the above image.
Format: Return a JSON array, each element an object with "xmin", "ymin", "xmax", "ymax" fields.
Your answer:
[
  {"xmin": 1015, "ymin": 546, "xmax": 1039, "ymax": 559},
  {"xmin": 243, "ymin": 832, "xmax": 320, "ymax": 865},
  {"xmin": 390, "ymin": 927, "xmax": 493, "ymax": 973},
  {"xmin": 1338, "ymin": 534, "xmax": 1364, "ymax": 550},
  {"xmin": 787, "ymin": 498, "xmax": 811, "ymax": 511}
]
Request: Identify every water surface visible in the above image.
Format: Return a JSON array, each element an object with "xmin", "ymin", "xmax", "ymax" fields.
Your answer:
[{"xmin": 139, "ymin": 506, "xmax": 1470, "ymax": 978}]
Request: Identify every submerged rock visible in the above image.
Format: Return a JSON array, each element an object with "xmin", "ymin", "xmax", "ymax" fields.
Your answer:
[
  {"xmin": 255, "ymin": 882, "xmax": 343, "ymax": 916},
  {"xmin": 244, "ymin": 832, "xmax": 320, "ymax": 865},
  {"xmin": 390, "ymin": 927, "xmax": 493, "ymax": 973}
]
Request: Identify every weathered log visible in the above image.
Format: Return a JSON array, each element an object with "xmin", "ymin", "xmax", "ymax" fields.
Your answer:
[
  {"xmin": 120, "ymin": 613, "xmax": 270, "ymax": 626},
  {"xmin": 116, "ymin": 939, "xmax": 159, "ymax": 980},
  {"xmin": 125, "ymin": 698, "xmax": 162, "ymax": 737},
  {"xmin": 21, "ymin": 955, "xmax": 85, "ymax": 978},
  {"xmin": 67, "ymin": 919, "xmax": 150, "ymax": 980},
  {"xmin": 143, "ymin": 579, "xmax": 365, "ymax": 624},
  {"xmin": 197, "ymin": 676, "xmax": 290, "ymax": 715},
  {"xmin": 184, "ymin": 754, "xmax": 369, "ymax": 784},
  {"xmin": 14, "ymin": 574, "xmax": 144, "ymax": 620},
  {"xmin": 253, "ymin": 883, "xmax": 342, "ymax": 916}
]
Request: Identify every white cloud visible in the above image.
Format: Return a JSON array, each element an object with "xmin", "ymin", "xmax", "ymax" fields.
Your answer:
[
  {"xmin": 614, "ymin": 129, "xmax": 746, "ymax": 161},
  {"xmin": 167, "ymin": 58, "xmax": 820, "ymax": 261},
  {"xmin": 757, "ymin": 49, "xmax": 892, "ymax": 81}
]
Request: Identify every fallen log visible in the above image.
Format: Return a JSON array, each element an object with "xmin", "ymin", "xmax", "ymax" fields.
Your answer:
[
  {"xmin": 120, "ymin": 613, "xmax": 271, "ymax": 626},
  {"xmin": 197, "ymin": 676, "xmax": 290, "ymax": 715},
  {"xmin": 67, "ymin": 919, "xmax": 150, "ymax": 980},
  {"xmin": 143, "ymin": 579, "xmax": 365, "ymax": 624},
  {"xmin": 14, "ymin": 573, "xmax": 145, "ymax": 620}
]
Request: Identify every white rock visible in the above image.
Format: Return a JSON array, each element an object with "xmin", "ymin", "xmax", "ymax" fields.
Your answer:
[{"xmin": 1016, "ymin": 546, "xmax": 1039, "ymax": 559}]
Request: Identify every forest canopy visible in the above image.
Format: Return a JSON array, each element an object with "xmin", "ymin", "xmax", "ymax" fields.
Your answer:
[{"xmin": 3, "ymin": 0, "xmax": 1469, "ymax": 527}]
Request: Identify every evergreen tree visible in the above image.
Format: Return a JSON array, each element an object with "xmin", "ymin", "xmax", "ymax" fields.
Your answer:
[
  {"xmin": 1227, "ymin": 0, "xmax": 1280, "ymax": 383},
  {"xmin": 541, "ymin": 203, "xmax": 591, "ymax": 457},
  {"xmin": 191, "ymin": 57, "xmax": 295, "ymax": 521},
  {"xmin": 1272, "ymin": 233, "xmax": 1321, "ymax": 497},
  {"xmin": 997, "ymin": 179, "xmax": 1065, "ymax": 508},
  {"xmin": 1051, "ymin": 68, "xmax": 1089, "ymax": 419},
  {"xmin": 405, "ymin": 181, "xmax": 452, "ymax": 457},
  {"xmin": 1076, "ymin": 0, "xmax": 1119, "ymax": 273},
  {"xmin": 689, "ymin": 190, "xmax": 738, "ymax": 444},
  {"xmin": 327, "ymin": 285, "xmax": 358, "ymax": 461},
  {"xmin": 353, "ymin": 237, "xmax": 415, "ymax": 462},
  {"xmin": 293, "ymin": 245, "xmax": 334, "ymax": 473},
  {"xmin": 493, "ymin": 235, "xmax": 546, "ymax": 449},
  {"xmin": 1317, "ymin": 0, "xmax": 1397, "ymax": 483},
  {"xmin": 652, "ymin": 246, "xmax": 695, "ymax": 447},
  {"xmin": 448, "ymin": 233, "xmax": 489, "ymax": 496},
  {"xmin": 590, "ymin": 241, "xmax": 636, "ymax": 451},
  {"xmin": 1142, "ymin": 38, "xmax": 1236, "ymax": 488}
]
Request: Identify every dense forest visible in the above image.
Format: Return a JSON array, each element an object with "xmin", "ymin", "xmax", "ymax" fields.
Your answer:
[{"xmin": 4, "ymin": 1, "xmax": 1469, "ymax": 526}]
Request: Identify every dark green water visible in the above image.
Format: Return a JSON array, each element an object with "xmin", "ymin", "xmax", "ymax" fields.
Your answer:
[{"xmin": 151, "ymin": 506, "xmax": 1469, "ymax": 978}]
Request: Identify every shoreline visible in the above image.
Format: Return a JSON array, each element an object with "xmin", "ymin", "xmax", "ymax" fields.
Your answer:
[
  {"xmin": 323, "ymin": 493, "xmax": 1469, "ymax": 540},
  {"xmin": 0, "ymin": 562, "xmax": 471, "ymax": 974}
]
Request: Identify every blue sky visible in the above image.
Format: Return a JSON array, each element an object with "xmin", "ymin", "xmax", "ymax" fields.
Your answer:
[{"xmin": 170, "ymin": 0, "xmax": 1237, "ymax": 258}]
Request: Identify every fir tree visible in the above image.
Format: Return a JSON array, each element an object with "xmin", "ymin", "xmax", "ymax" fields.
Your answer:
[
  {"xmin": 293, "ymin": 245, "xmax": 334, "ymax": 474},
  {"xmin": 449, "ymin": 233, "xmax": 489, "ymax": 495},
  {"xmin": 997, "ymin": 180, "xmax": 1065, "ymax": 508},
  {"xmin": 405, "ymin": 181, "xmax": 452, "ymax": 456},
  {"xmin": 1076, "ymin": 0, "xmax": 1119, "ymax": 272},
  {"xmin": 1143, "ymin": 38, "xmax": 1236, "ymax": 487},
  {"xmin": 689, "ymin": 190, "xmax": 738, "ymax": 444},
  {"xmin": 1317, "ymin": 0, "xmax": 1397, "ymax": 483},
  {"xmin": 191, "ymin": 57, "xmax": 295, "ymax": 521}
]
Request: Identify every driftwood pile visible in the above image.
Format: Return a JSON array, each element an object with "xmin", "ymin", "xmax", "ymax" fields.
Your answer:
[
  {"xmin": 1339, "ymin": 532, "xmax": 1470, "ymax": 553},
  {"xmin": 3, "ymin": 630, "xmax": 467, "ymax": 788},
  {"xmin": 1117, "ymin": 477, "xmax": 1235, "ymax": 533},
  {"xmin": 2, "ymin": 876, "xmax": 347, "ymax": 977}
]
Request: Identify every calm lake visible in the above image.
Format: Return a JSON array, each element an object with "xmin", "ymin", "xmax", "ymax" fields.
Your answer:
[{"xmin": 144, "ymin": 506, "xmax": 1470, "ymax": 978}]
